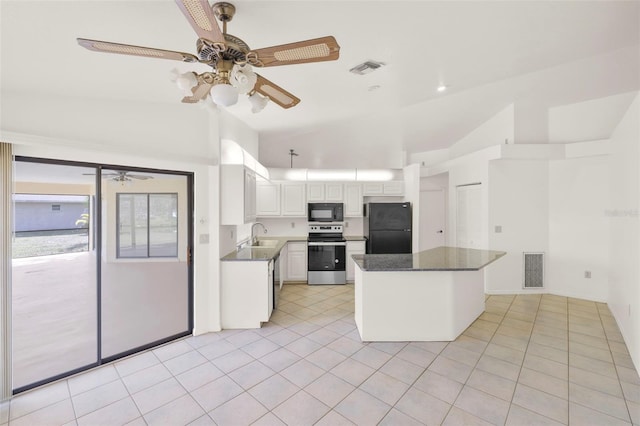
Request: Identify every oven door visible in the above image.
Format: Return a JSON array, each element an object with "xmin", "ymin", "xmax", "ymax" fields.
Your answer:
[{"xmin": 307, "ymin": 241, "xmax": 346, "ymax": 285}]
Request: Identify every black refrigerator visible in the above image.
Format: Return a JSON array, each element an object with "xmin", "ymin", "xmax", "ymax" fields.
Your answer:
[{"xmin": 364, "ymin": 202, "xmax": 412, "ymax": 254}]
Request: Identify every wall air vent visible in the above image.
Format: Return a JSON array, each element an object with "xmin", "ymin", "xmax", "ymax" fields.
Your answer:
[
  {"xmin": 349, "ymin": 60, "xmax": 386, "ymax": 75},
  {"xmin": 523, "ymin": 252, "xmax": 544, "ymax": 288}
]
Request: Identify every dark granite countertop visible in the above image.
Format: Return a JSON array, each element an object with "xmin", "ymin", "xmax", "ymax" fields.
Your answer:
[
  {"xmin": 221, "ymin": 237, "xmax": 307, "ymax": 261},
  {"xmin": 352, "ymin": 246, "xmax": 506, "ymax": 271}
]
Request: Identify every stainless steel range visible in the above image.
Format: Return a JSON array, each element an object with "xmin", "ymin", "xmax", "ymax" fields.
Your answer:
[{"xmin": 307, "ymin": 224, "xmax": 346, "ymax": 285}]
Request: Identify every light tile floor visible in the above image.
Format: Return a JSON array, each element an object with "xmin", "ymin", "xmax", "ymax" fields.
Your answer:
[{"xmin": 3, "ymin": 284, "xmax": 640, "ymax": 425}]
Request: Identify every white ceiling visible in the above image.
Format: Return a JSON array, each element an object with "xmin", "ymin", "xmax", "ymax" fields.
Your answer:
[{"xmin": 1, "ymin": 0, "xmax": 639, "ymax": 155}]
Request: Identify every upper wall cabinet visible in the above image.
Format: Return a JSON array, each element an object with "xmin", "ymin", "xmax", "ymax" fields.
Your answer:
[
  {"xmin": 307, "ymin": 183, "xmax": 344, "ymax": 202},
  {"xmin": 281, "ymin": 182, "xmax": 306, "ymax": 216},
  {"xmin": 221, "ymin": 165, "xmax": 256, "ymax": 225},
  {"xmin": 256, "ymin": 181, "xmax": 281, "ymax": 216},
  {"xmin": 344, "ymin": 183, "xmax": 363, "ymax": 217},
  {"xmin": 362, "ymin": 181, "xmax": 404, "ymax": 196}
]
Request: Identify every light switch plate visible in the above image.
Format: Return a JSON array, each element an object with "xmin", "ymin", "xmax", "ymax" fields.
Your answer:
[
  {"xmin": 495, "ymin": 225, "xmax": 502, "ymax": 233},
  {"xmin": 199, "ymin": 234, "xmax": 210, "ymax": 244}
]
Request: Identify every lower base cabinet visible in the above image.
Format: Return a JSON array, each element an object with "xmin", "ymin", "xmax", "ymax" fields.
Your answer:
[
  {"xmin": 285, "ymin": 242, "xmax": 307, "ymax": 282},
  {"xmin": 221, "ymin": 260, "xmax": 273, "ymax": 329}
]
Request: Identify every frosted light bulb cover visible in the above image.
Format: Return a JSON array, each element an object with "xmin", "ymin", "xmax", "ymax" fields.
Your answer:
[
  {"xmin": 176, "ymin": 72, "xmax": 197, "ymax": 92},
  {"xmin": 248, "ymin": 92, "xmax": 269, "ymax": 113},
  {"xmin": 230, "ymin": 65, "xmax": 258, "ymax": 94},
  {"xmin": 210, "ymin": 83, "xmax": 239, "ymax": 107}
]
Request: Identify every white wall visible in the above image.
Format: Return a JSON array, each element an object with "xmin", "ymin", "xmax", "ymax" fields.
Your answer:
[
  {"xmin": 486, "ymin": 160, "xmax": 549, "ymax": 293},
  {"xmin": 403, "ymin": 164, "xmax": 421, "ymax": 252},
  {"xmin": 608, "ymin": 93, "xmax": 640, "ymax": 370},
  {"xmin": 548, "ymin": 156, "xmax": 609, "ymax": 301},
  {"xmin": 258, "ymin": 115, "xmax": 405, "ymax": 169},
  {"xmin": 449, "ymin": 104, "xmax": 514, "ymax": 159}
]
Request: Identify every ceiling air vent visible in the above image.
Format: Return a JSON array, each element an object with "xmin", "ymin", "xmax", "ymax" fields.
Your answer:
[{"xmin": 349, "ymin": 60, "xmax": 386, "ymax": 75}]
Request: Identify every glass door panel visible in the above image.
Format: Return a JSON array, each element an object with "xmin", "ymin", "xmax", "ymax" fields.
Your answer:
[
  {"xmin": 12, "ymin": 160, "xmax": 98, "ymax": 391},
  {"xmin": 100, "ymin": 170, "xmax": 190, "ymax": 359}
]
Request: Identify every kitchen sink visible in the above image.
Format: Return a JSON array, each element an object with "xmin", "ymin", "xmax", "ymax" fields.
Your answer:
[{"xmin": 250, "ymin": 239, "xmax": 279, "ymax": 248}]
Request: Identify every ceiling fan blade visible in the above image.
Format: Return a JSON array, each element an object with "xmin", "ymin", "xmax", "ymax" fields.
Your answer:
[
  {"xmin": 77, "ymin": 38, "xmax": 199, "ymax": 63},
  {"xmin": 250, "ymin": 36, "xmax": 340, "ymax": 67},
  {"xmin": 182, "ymin": 81, "xmax": 212, "ymax": 103},
  {"xmin": 128, "ymin": 175, "xmax": 153, "ymax": 180},
  {"xmin": 175, "ymin": 0, "xmax": 225, "ymax": 44},
  {"xmin": 253, "ymin": 74, "xmax": 300, "ymax": 109}
]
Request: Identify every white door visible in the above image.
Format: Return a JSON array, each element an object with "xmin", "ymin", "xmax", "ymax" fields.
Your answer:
[
  {"xmin": 456, "ymin": 184, "xmax": 482, "ymax": 248},
  {"xmin": 419, "ymin": 189, "xmax": 446, "ymax": 250}
]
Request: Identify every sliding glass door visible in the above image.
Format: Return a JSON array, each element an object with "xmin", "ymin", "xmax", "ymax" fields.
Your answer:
[
  {"xmin": 100, "ymin": 169, "xmax": 191, "ymax": 360},
  {"xmin": 12, "ymin": 161, "xmax": 98, "ymax": 391},
  {"xmin": 12, "ymin": 159, "xmax": 193, "ymax": 392}
]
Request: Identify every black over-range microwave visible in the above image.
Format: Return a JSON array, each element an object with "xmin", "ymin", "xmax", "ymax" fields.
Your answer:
[{"xmin": 308, "ymin": 202, "xmax": 344, "ymax": 222}]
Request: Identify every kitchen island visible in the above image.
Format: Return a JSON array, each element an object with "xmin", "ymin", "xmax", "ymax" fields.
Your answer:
[{"xmin": 352, "ymin": 246, "xmax": 506, "ymax": 342}]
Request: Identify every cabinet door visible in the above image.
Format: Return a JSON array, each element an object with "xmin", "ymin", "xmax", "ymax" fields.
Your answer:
[
  {"xmin": 344, "ymin": 183, "xmax": 363, "ymax": 217},
  {"xmin": 281, "ymin": 183, "xmax": 306, "ymax": 216},
  {"xmin": 383, "ymin": 181, "xmax": 404, "ymax": 195},
  {"xmin": 286, "ymin": 242, "xmax": 307, "ymax": 281},
  {"xmin": 256, "ymin": 181, "xmax": 281, "ymax": 216},
  {"xmin": 346, "ymin": 241, "xmax": 366, "ymax": 281},
  {"xmin": 244, "ymin": 169, "xmax": 257, "ymax": 223},
  {"xmin": 307, "ymin": 183, "xmax": 325, "ymax": 202},
  {"xmin": 325, "ymin": 183, "xmax": 344, "ymax": 201},
  {"xmin": 362, "ymin": 182, "xmax": 383, "ymax": 196},
  {"xmin": 221, "ymin": 165, "xmax": 251, "ymax": 225}
]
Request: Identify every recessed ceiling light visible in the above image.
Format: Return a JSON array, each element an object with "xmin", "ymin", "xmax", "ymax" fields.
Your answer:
[
  {"xmin": 437, "ymin": 84, "xmax": 448, "ymax": 92},
  {"xmin": 368, "ymin": 85, "xmax": 381, "ymax": 92}
]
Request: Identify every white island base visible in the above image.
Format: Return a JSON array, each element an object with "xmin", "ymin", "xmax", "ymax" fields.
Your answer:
[{"xmin": 354, "ymin": 266, "xmax": 486, "ymax": 342}]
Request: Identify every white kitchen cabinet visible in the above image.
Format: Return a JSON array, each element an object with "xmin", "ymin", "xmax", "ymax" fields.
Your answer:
[
  {"xmin": 307, "ymin": 182, "xmax": 343, "ymax": 202},
  {"xmin": 346, "ymin": 240, "xmax": 366, "ymax": 282},
  {"xmin": 362, "ymin": 182, "xmax": 384, "ymax": 196},
  {"xmin": 307, "ymin": 182, "xmax": 344, "ymax": 203},
  {"xmin": 344, "ymin": 183, "xmax": 363, "ymax": 217},
  {"xmin": 256, "ymin": 181, "xmax": 281, "ymax": 216},
  {"xmin": 307, "ymin": 183, "xmax": 325, "ymax": 202},
  {"xmin": 281, "ymin": 182, "xmax": 306, "ymax": 216},
  {"xmin": 286, "ymin": 241, "xmax": 307, "ymax": 281},
  {"xmin": 221, "ymin": 260, "xmax": 273, "ymax": 328},
  {"xmin": 325, "ymin": 183, "xmax": 344, "ymax": 201},
  {"xmin": 244, "ymin": 170, "xmax": 257, "ymax": 223},
  {"xmin": 362, "ymin": 181, "xmax": 404, "ymax": 196},
  {"xmin": 221, "ymin": 165, "xmax": 256, "ymax": 225}
]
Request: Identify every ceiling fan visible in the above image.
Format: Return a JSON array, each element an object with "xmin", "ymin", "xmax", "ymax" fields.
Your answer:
[
  {"xmin": 77, "ymin": 1, "xmax": 340, "ymax": 111},
  {"xmin": 83, "ymin": 171, "xmax": 153, "ymax": 182}
]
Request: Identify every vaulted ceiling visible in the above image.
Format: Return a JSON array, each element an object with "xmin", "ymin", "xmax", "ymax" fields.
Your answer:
[{"xmin": 1, "ymin": 1, "xmax": 639, "ymax": 158}]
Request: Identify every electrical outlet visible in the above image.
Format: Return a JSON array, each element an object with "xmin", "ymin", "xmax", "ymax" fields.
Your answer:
[
  {"xmin": 495, "ymin": 225, "xmax": 502, "ymax": 233},
  {"xmin": 345, "ymin": 221, "xmax": 349, "ymax": 227},
  {"xmin": 230, "ymin": 230, "xmax": 234, "ymax": 239},
  {"xmin": 199, "ymin": 234, "xmax": 209, "ymax": 244},
  {"xmin": 291, "ymin": 222, "xmax": 295, "ymax": 228},
  {"xmin": 584, "ymin": 271, "xmax": 591, "ymax": 279}
]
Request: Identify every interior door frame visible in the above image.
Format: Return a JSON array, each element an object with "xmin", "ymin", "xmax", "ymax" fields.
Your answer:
[{"xmin": 12, "ymin": 156, "xmax": 194, "ymax": 394}]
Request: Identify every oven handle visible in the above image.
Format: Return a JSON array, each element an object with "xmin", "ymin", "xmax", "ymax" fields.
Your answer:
[{"xmin": 308, "ymin": 242, "xmax": 347, "ymax": 247}]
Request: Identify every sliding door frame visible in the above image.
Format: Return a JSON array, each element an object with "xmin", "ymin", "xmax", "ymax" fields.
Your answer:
[{"xmin": 12, "ymin": 156, "xmax": 194, "ymax": 394}]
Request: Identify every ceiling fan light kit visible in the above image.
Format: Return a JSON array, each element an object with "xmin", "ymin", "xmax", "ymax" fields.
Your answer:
[{"xmin": 77, "ymin": 0, "xmax": 340, "ymax": 111}]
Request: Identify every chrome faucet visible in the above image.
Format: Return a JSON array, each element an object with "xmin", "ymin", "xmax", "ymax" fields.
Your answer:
[{"xmin": 251, "ymin": 222, "xmax": 267, "ymax": 245}]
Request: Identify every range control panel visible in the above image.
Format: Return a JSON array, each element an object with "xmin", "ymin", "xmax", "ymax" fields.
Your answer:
[{"xmin": 308, "ymin": 224, "xmax": 343, "ymax": 233}]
